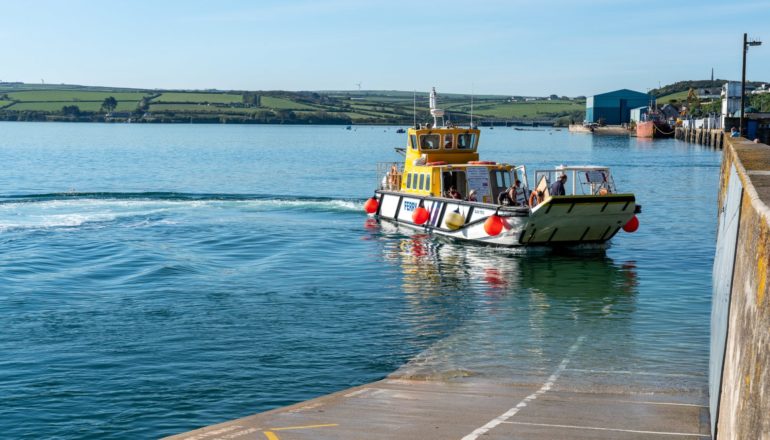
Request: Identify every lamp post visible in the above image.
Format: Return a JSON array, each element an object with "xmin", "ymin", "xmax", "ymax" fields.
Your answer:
[{"xmin": 740, "ymin": 33, "xmax": 762, "ymax": 136}]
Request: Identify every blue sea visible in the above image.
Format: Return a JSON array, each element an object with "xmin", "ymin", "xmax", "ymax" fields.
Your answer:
[{"xmin": 0, "ymin": 122, "xmax": 720, "ymax": 439}]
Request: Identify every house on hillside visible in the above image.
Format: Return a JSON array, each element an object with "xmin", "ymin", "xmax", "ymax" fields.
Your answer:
[
  {"xmin": 585, "ymin": 89, "xmax": 650, "ymax": 125},
  {"xmin": 696, "ymin": 88, "xmax": 721, "ymax": 100},
  {"xmin": 751, "ymin": 84, "xmax": 769, "ymax": 95},
  {"xmin": 660, "ymin": 104, "xmax": 680, "ymax": 119}
]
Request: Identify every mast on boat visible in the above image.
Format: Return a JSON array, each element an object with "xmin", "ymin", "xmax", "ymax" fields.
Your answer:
[{"xmin": 429, "ymin": 87, "xmax": 445, "ymax": 128}]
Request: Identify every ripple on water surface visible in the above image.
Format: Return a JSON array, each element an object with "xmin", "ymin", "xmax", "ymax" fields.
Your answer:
[{"xmin": 0, "ymin": 125, "xmax": 718, "ymax": 439}]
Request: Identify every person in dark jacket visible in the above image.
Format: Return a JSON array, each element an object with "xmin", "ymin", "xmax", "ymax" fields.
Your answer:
[{"xmin": 550, "ymin": 174, "xmax": 567, "ymax": 196}]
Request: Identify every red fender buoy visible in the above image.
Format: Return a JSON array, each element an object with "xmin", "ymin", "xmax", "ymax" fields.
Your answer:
[
  {"xmin": 484, "ymin": 215, "xmax": 504, "ymax": 236},
  {"xmin": 623, "ymin": 215, "xmax": 639, "ymax": 233},
  {"xmin": 412, "ymin": 206, "xmax": 430, "ymax": 225},
  {"xmin": 363, "ymin": 197, "xmax": 379, "ymax": 214}
]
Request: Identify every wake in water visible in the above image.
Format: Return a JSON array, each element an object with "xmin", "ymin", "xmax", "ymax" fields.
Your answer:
[{"xmin": 0, "ymin": 192, "xmax": 364, "ymax": 232}]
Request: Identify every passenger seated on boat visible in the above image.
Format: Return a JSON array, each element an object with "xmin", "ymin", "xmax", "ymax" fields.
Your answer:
[
  {"xmin": 467, "ymin": 189, "xmax": 477, "ymax": 202},
  {"xmin": 446, "ymin": 186, "xmax": 463, "ymax": 200},
  {"xmin": 498, "ymin": 180, "xmax": 523, "ymax": 206},
  {"xmin": 497, "ymin": 188, "xmax": 513, "ymax": 206}
]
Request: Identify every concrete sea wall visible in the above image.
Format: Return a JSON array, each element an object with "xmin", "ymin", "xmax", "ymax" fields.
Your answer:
[
  {"xmin": 711, "ymin": 136, "xmax": 770, "ymax": 439},
  {"xmin": 676, "ymin": 126, "xmax": 725, "ymax": 148}
]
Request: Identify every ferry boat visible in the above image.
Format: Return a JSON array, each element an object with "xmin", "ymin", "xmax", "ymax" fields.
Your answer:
[{"xmin": 363, "ymin": 88, "xmax": 641, "ymax": 247}]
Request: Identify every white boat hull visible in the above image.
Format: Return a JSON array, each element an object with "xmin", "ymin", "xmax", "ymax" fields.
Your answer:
[{"xmin": 373, "ymin": 190, "xmax": 638, "ymax": 247}]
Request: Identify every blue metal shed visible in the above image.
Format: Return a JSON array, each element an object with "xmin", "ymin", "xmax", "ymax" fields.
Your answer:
[{"xmin": 586, "ymin": 89, "xmax": 650, "ymax": 124}]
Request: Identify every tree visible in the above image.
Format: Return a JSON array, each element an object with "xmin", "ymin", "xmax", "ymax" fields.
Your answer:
[
  {"xmin": 275, "ymin": 109, "xmax": 295, "ymax": 123},
  {"xmin": 101, "ymin": 96, "xmax": 117, "ymax": 113},
  {"xmin": 61, "ymin": 105, "xmax": 81, "ymax": 116},
  {"xmin": 134, "ymin": 98, "xmax": 149, "ymax": 116},
  {"xmin": 686, "ymin": 88, "xmax": 701, "ymax": 116},
  {"xmin": 751, "ymin": 93, "xmax": 770, "ymax": 112}
]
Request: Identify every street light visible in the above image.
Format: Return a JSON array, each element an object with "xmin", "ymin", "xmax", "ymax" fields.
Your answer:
[{"xmin": 741, "ymin": 33, "xmax": 762, "ymax": 136}]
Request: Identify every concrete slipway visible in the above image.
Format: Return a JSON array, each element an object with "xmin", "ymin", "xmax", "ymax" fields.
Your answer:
[{"xmin": 168, "ymin": 337, "xmax": 710, "ymax": 439}]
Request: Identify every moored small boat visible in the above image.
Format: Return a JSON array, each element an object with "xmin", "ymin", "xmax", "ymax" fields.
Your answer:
[{"xmin": 364, "ymin": 88, "xmax": 641, "ymax": 247}]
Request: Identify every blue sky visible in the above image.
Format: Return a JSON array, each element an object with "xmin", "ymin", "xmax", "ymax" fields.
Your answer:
[{"xmin": 2, "ymin": 0, "xmax": 769, "ymax": 96}]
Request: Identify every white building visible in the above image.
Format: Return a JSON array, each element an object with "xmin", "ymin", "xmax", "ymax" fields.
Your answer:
[{"xmin": 722, "ymin": 81, "xmax": 742, "ymax": 127}]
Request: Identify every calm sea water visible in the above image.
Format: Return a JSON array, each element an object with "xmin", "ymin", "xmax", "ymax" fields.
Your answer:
[{"xmin": 0, "ymin": 122, "xmax": 720, "ymax": 439}]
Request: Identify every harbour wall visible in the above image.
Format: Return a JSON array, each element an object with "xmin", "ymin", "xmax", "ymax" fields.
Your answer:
[
  {"xmin": 711, "ymin": 135, "xmax": 770, "ymax": 438},
  {"xmin": 676, "ymin": 126, "xmax": 725, "ymax": 148}
]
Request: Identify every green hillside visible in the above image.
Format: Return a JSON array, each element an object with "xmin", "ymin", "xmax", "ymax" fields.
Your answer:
[
  {"xmin": 650, "ymin": 79, "xmax": 768, "ymax": 98},
  {"xmin": 655, "ymin": 90, "xmax": 689, "ymax": 103},
  {"xmin": 0, "ymin": 82, "xmax": 585, "ymax": 125}
]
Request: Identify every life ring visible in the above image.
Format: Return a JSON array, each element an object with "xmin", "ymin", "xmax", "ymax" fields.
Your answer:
[
  {"xmin": 468, "ymin": 161, "xmax": 496, "ymax": 165},
  {"xmin": 425, "ymin": 161, "xmax": 447, "ymax": 166},
  {"xmin": 528, "ymin": 190, "xmax": 541, "ymax": 207}
]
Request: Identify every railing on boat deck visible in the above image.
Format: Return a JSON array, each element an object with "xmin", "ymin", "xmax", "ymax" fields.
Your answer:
[{"xmin": 376, "ymin": 162, "xmax": 404, "ymax": 191}]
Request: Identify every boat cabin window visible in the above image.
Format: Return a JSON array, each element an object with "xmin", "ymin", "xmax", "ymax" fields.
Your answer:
[
  {"xmin": 418, "ymin": 174, "xmax": 425, "ymax": 190},
  {"xmin": 420, "ymin": 134, "xmax": 440, "ymax": 150},
  {"xmin": 443, "ymin": 134, "xmax": 454, "ymax": 149},
  {"xmin": 457, "ymin": 133, "xmax": 476, "ymax": 150},
  {"xmin": 406, "ymin": 173, "xmax": 413, "ymax": 189},
  {"xmin": 410, "ymin": 135, "xmax": 418, "ymax": 150},
  {"xmin": 492, "ymin": 170, "xmax": 512, "ymax": 201}
]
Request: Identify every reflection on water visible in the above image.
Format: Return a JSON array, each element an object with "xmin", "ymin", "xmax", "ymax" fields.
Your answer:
[{"xmin": 372, "ymin": 222, "xmax": 703, "ymax": 395}]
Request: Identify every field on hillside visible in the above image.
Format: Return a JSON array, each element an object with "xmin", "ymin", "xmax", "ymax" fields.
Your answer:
[
  {"xmin": 6, "ymin": 90, "xmax": 149, "ymax": 102},
  {"xmin": 7, "ymin": 101, "xmax": 140, "ymax": 112},
  {"xmin": 457, "ymin": 100, "xmax": 584, "ymax": 118},
  {"xmin": 656, "ymin": 90, "xmax": 689, "ymax": 103},
  {"xmin": 151, "ymin": 92, "xmax": 242, "ymax": 104},
  {"xmin": 260, "ymin": 96, "xmax": 318, "ymax": 110},
  {"xmin": 148, "ymin": 103, "xmax": 254, "ymax": 114}
]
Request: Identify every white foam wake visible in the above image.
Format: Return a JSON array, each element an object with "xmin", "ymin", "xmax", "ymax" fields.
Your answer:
[{"xmin": 0, "ymin": 197, "xmax": 362, "ymax": 232}]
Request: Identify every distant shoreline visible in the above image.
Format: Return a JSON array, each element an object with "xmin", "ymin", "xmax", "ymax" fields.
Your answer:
[
  {"xmin": 0, "ymin": 83, "xmax": 584, "ymax": 127},
  {"xmin": 0, "ymin": 118, "xmax": 561, "ymax": 127}
]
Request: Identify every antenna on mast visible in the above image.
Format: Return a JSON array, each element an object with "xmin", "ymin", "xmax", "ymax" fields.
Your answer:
[
  {"xmin": 413, "ymin": 90, "xmax": 417, "ymax": 127},
  {"xmin": 470, "ymin": 83, "xmax": 474, "ymax": 127}
]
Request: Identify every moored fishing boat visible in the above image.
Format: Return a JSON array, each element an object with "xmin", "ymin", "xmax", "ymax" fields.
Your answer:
[
  {"xmin": 636, "ymin": 112, "xmax": 674, "ymax": 139},
  {"xmin": 364, "ymin": 88, "xmax": 641, "ymax": 247}
]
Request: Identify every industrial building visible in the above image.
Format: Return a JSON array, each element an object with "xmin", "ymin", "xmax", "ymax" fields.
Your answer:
[{"xmin": 585, "ymin": 89, "xmax": 650, "ymax": 124}]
